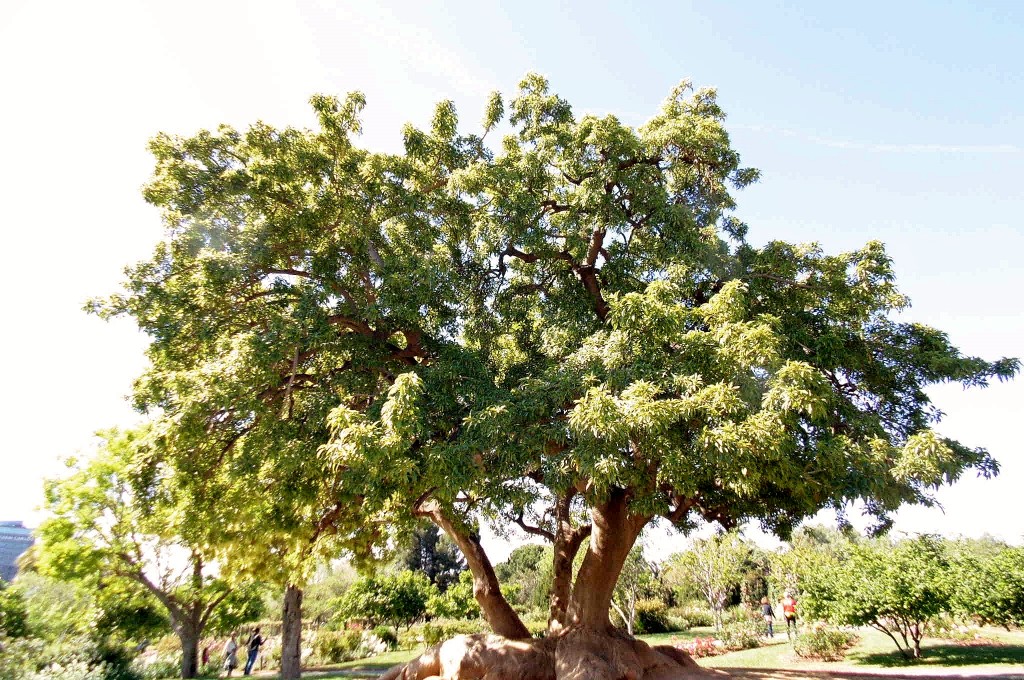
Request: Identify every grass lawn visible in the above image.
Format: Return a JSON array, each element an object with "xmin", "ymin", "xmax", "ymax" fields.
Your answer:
[{"xmin": 211, "ymin": 626, "xmax": 1024, "ymax": 679}]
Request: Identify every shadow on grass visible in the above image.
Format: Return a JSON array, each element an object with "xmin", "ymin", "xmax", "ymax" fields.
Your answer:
[{"xmin": 849, "ymin": 641, "xmax": 1024, "ymax": 668}]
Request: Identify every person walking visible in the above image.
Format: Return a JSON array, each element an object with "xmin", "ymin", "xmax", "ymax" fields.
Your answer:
[
  {"xmin": 243, "ymin": 627, "xmax": 265, "ymax": 676},
  {"xmin": 780, "ymin": 591, "xmax": 798, "ymax": 639},
  {"xmin": 223, "ymin": 634, "xmax": 239, "ymax": 677},
  {"xmin": 760, "ymin": 597, "xmax": 775, "ymax": 638}
]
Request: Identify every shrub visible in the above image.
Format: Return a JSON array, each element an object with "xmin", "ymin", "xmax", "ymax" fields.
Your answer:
[
  {"xmin": 519, "ymin": 610, "xmax": 549, "ymax": 638},
  {"xmin": 371, "ymin": 625, "xmax": 398, "ymax": 650},
  {"xmin": 312, "ymin": 630, "xmax": 364, "ymax": 663},
  {"xmin": 665, "ymin": 615, "xmax": 691, "ymax": 632},
  {"xmin": 131, "ymin": 658, "xmax": 179, "ymax": 680},
  {"xmin": 199, "ymin": 660, "xmax": 222, "ymax": 677},
  {"xmin": 673, "ymin": 636, "xmax": 724, "ymax": 659},
  {"xmin": 668, "ymin": 606, "xmax": 715, "ymax": 628},
  {"xmin": 0, "ymin": 635, "xmax": 40, "ymax": 680},
  {"xmin": 793, "ymin": 624, "xmax": 859, "ymax": 661},
  {"xmin": 634, "ymin": 599, "xmax": 671, "ymax": 635},
  {"xmin": 421, "ymin": 620, "xmax": 487, "ymax": 647},
  {"xmin": 721, "ymin": 605, "xmax": 760, "ymax": 627},
  {"xmin": 719, "ymin": 619, "xmax": 762, "ymax": 650},
  {"xmin": 396, "ymin": 626, "xmax": 421, "ymax": 650},
  {"xmin": 25, "ymin": 660, "xmax": 110, "ymax": 680}
]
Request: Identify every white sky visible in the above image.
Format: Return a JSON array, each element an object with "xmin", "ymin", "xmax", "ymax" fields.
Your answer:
[{"xmin": 1, "ymin": 1, "xmax": 1020, "ymax": 560}]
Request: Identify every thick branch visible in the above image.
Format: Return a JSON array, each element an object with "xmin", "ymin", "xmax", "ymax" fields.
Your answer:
[
  {"xmin": 415, "ymin": 499, "xmax": 529, "ymax": 639},
  {"xmin": 568, "ymin": 488, "xmax": 651, "ymax": 629}
]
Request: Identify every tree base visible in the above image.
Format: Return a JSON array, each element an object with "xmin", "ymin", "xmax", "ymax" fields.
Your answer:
[{"xmin": 379, "ymin": 628, "xmax": 717, "ymax": 680}]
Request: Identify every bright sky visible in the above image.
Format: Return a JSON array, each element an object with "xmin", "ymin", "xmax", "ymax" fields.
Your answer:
[{"xmin": 1, "ymin": 1, "xmax": 1021, "ymax": 559}]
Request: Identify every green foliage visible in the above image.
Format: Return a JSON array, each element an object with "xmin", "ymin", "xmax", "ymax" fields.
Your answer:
[
  {"xmin": 633, "ymin": 599, "xmax": 671, "ymax": 634},
  {"xmin": 0, "ymin": 635, "xmax": 42, "ymax": 679},
  {"xmin": 303, "ymin": 562, "xmax": 358, "ymax": 627},
  {"xmin": 203, "ymin": 583, "xmax": 266, "ymax": 636},
  {"xmin": 807, "ymin": 535, "xmax": 949, "ymax": 659},
  {"xmin": 97, "ymin": 73, "xmax": 1016, "ymax": 639},
  {"xmin": 667, "ymin": 605, "xmax": 715, "ymax": 628},
  {"xmin": 35, "ymin": 427, "xmax": 260, "ymax": 675},
  {"xmin": 427, "ymin": 570, "xmax": 479, "ymax": 619},
  {"xmin": 90, "ymin": 580, "xmax": 168, "ymax": 643},
  {"xmin": 718, "ymin": 617, "xmax": 762, "ymax": 650},
  {"xmin": 371, "ymin": 625, "xmax": 398, "ymax": 650},
  {"xmin": 793, "ymin": 623, "xmax": 860, "ymax": 661},
  {"xmin": 610, "ymin": 547, "xmax": 662, "ymax": 634},
  {"xmin": 495, "ymin": 545, "xmax": 551, "ymax": 611},
  {"xmin": 948, "ymin": 544, "xmax": 1024, "ymax": 629},
  {"xmin": 665, "ymin": 532, "xmax": 751, "ymax": 629},
  {"xmin": 421, "ymin": 619, "xmax": 488, "ymax": 647},
  {"xmin": 10, "ymin": 573, "xmax": 94, "ymax": 642},
  {"xmin": 311, "ymin": 629, "xmax": 363, "ymax": 663},
  {"xmin": 132, "ymin": 658, "xmax": 181, "ymax": 680},
  {"xmin": 391, "ymin": 525, "xmax": 466, "ymax": 592},
  {"xmin": 335, "ymin": 571, "xmax": 436, "ymax": 629},
  {"xmin": 0, "ymin": 581, "xmax": 29, "ymax": 638}
]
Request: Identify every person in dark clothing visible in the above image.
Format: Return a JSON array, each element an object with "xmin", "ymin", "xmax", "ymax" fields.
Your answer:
[
  {"xmin": 760, "ymin": 597, "xmax": 775, "ymax": 638},
  {"xmin": 243, "ymin": 628, "xmax": 264, "ymax": 675}
]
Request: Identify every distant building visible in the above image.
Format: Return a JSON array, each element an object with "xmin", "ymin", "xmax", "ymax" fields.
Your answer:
[{"xmin": 0, "ymin": 521, "xmax": 34, "ymax": 582}]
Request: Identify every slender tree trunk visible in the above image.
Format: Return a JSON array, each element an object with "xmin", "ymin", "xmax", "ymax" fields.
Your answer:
[
  {"xmin": 609, "ymin": 600, "xmax": 632, "ymax": 634},
  {"xmin": 419, "ymin": 501, "xmax": 529, "ymax": 638},
  {"xmin": 567, "ymin": 489, "xmax": 650, "ymax": 630},
  {"xmin": 280, "ymin": 584, "xmax": 303, "ymax": 679}
]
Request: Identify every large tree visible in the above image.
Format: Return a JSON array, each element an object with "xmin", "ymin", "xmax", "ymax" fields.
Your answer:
[{"xmin": 99, "ymin": 75, "xmax": 1016, "ymax": 680}]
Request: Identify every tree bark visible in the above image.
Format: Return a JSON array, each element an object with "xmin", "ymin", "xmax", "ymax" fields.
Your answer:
[
  {"xmin": 173, "ymin": 609, "xmax": 202, "ymax": 679},
  {"xmin": 280, "ymin": 584, "xmax": 303, "ymax": 679},
  {"xmin": 568, "ymin": 489, "xmax": 650, "ymax": 630},
  {"xmin": 548, "ymin": 491, "xmax": 591, "ymax": 633},
  {"xmin": 418, "ymin": 500, "xmax": 530, "ymax": 639}
]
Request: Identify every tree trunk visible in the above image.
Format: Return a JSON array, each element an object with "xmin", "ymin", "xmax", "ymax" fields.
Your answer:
[
  {"xmin": 280, "ymin": 584, "xmax": 303, "ymax": 679},
  {"xmin": 548, "ymin": 491, "xmax": 590, "ymax": 633},
  {"xmin": 419, "ymin": 501, "xmax": 530, "ymax": 638},
  {"xmin": 568, "ymin": 489, "xmax": 649, "ymax": 629},
  {"xmin": 173, "ymin": 611, "xmax": 202, "ymax": 679}
]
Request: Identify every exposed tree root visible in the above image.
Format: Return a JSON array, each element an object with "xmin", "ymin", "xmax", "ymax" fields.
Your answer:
[{"xmin": 378, "ymin": 629, "xmax": 717, "ymax": 680}]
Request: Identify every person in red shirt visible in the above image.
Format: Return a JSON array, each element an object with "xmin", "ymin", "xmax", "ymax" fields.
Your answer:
[{"xmin": 780, "ymin": 591, "xmax": 798, "ymax": 638}]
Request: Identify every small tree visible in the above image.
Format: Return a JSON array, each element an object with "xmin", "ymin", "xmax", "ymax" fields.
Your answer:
[
  {"xmin": 495, "ymin": 544, "xmax": 552, "ymax": 612},
  {"xmin": 813, "ymin": 535, "xmax": 948, "ymax": 659},
  {"xmin": 336, "ymin": 571, "xmax": 436, "ymax": 629},
  {"xmin": 665, "ymin": 531, "xmax": 750, "ymax": 629},
  {"xmin": 609, "ymin": 546, "xmax": 659, "ymax": 635},
  {"xmin": 393, "ymin": 524, "xmax": 467, "ymax": 592},
  {"xmin": 37, "ymin": 427, "xmax": 258, "ymax": 678},
  {"xmin": 427, "ymin": 570, "xmax": 480, "ymax": 619},
  {"xmin": 949, "ymin": 544, "xmax": 1024, "ymax": 630},
  {"xmin": 304, "ymin": 562, "xmax": 358, "ymax": 628}
]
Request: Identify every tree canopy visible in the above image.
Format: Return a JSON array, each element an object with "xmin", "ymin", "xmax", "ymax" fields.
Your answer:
[{"xmin": 97, "ymin": 73, "xmax": 1016, "ymax": 670}]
